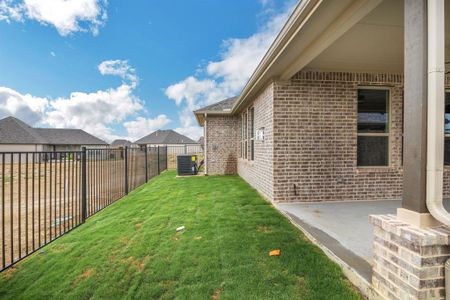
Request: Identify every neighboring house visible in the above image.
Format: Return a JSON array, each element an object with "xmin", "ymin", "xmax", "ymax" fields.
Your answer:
[
  {"xmin": 134, "ymin": 129, "xmax": 198, "ymax": 147},
  {"xmin": 198, "ymin": 136, "xmax": 204, "ymax": 146},
  {"xmin": 110, "ymin": 139, "xmax": 133, "ymax": 148},
  {"xmin": 194, "ymin": 0, "xmax": 450, "ymax": 299},
  {"xmin": 0, "ymin": 116, "xmax": 107, "ymax": 155}
]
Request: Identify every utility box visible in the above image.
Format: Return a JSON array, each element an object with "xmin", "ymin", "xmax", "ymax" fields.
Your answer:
[{"xmin": 177, "ymin": 155, "xmax": 198, "ymax": 176}]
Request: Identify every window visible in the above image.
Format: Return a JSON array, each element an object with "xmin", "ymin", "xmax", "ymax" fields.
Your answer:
[
  {"xmin": 445, "ymin": 92, "xmax": 450, "ymax": 165},
  {"xmin": 357, "ymin": 88, "xmax": 390, "ymax": 167},
  {"xmin": 240, "ymin": 115, "xmax": 245, "ymax": 158},
  {"xmin": 249, "ymin": 108, "xmax": 255, "ymax": 161},
  {"xmin": 243, "ymin": 112, "xmax": 248, "ymax": 159}
]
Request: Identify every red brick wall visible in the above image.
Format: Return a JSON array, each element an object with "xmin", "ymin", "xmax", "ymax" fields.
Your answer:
[
  {"xmin": 237, "ymin": 83, "xmax": 274, "ymax": 200},
  {"xmin": 205, "ymin": 116, "xmax": 238, "ymax": 175}
]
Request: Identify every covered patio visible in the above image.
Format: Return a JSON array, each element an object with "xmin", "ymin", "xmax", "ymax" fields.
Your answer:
[{"xmin": 275, "ymin": 0, "xmax": 450, "ymax": 298}]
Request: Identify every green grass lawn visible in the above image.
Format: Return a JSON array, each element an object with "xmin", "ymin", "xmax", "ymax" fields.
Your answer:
[{"xmin": 0, "ymin": 171, "xmax": 362, "ymax": 300}]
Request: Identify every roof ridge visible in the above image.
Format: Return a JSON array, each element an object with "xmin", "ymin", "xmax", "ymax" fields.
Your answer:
[{"xmin": 134, "ymin": 129, "xmax": 197, "ymax": 144}]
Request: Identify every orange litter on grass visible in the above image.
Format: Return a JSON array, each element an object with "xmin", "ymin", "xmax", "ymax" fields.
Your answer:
[{"xmin": 269, "ymin": 249, "xmax": 281, "ymax": 256}]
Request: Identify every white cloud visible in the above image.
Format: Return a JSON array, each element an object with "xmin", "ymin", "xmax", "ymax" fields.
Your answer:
[
  {"xmin": 44, "ymin": 84, "xmax": 142, "ymax": 142},
  {"xmin": 0, "ymin": 87, "xmax": 48, "ymax": 124},
  {"xmin": 0, "ymin": 0, "xmax": 22, "ymax": 22},
  {"xmin": 175, "ymin": 126, "xmax": 203, "ymax": 141},
  {"xmin": 123, "ymin": 115, "xmax": 171, "ymax": 141},
  {"xmin": 0, "ymin": 0, "xmax": 108, "ymax": 36},
  {"xmin": 165, "ymin": 4, "xmax": 293, "ymax": 137},
  {"xmin": 98, "ymin": 59, "xmax": 138, "ymax": 86},
  {"xmin": 0, "ymin": 59, "xmax": 158, "ymax": 142}
]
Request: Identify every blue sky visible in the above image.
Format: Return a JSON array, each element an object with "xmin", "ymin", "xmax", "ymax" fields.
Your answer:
[{"xmin": 0, "ymin": 0, "xmax": 294, "ymax": 142}]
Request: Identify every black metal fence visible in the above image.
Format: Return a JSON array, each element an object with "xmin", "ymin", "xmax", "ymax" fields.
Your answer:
[
  {"xmin": 0, "ymin": 146, "xmax": 167, "ymax": 271},
  {"xmin": 167, "ymin": 145, "xmax": 203, "ymax": 169}
]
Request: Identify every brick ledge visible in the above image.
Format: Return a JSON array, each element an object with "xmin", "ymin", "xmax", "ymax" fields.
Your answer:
[{"xmin": 370, "ymin": 214, "xmax": 450, "ymax": 246}]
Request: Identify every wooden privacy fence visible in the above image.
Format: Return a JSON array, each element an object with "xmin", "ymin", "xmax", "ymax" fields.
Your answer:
[
  {"xmin": 0, "ymin": 146, "xmax": 167, "ymax": 271},
  {"xmin": 166, "ymin": 145, "xmax": 203, "ymax": 169}
]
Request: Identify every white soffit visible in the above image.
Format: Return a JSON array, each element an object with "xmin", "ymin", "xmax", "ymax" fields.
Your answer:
[{"xmin": 306, "ymin": 0, "xmax": 404, "ymax": 74}]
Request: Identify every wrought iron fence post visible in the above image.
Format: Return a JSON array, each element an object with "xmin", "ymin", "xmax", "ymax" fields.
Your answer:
[
  {"xmin": 125, "ymin": 146, "xmax": 129, "ymax": 194},
  {"xmin": 157, "ymin": 146, "xmax": 160, "ymax": 175},
  {"xmin": 144, "ymin": 145, "xmax": 148, "ymax": 182},
  {"xmin": 81, "ymin": 147, "xmax": 87, "ymax": 223},
  {"xmin": 165, "ymin": 146, "xmax": 168, "ymax": 170}
]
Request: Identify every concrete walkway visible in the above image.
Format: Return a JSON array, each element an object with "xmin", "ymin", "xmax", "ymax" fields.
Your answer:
[{"xmin": 276, "ymin": 200, "xmax": 400, "ymax": 283}]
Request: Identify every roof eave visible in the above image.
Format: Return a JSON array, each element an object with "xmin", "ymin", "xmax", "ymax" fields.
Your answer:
[
  {"xmin": 230, "ymin": 0, "xmax": 383, "ymax": 114},
  {"xmin": 194, "ymin": 110, "xmax": 233, "ymax": 126},
  {"xmin": 231, "ymin": 0, "xmax": 321, "ymax": 114}
]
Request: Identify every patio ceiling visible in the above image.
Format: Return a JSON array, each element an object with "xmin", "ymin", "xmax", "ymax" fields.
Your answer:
[{"xmin": 307, "ymin": 0, "xmax": 450, "ymax": 74}]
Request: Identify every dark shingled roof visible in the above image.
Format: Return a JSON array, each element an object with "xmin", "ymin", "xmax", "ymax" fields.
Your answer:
[
  {"xmin": 0, "ymin": 116, "xmax": 107, "ymax": 145},
  {"xmin": 35, "ymin": 128, "xmax": 107, "ymax": 145},
  {"xmin": 0, "ymin": 116, "xmax": 46, "ymax": 144},
  {"xmin": 110, "ymin": 139, "xmax": 133, "ymax": 147},
  {"xmin": 198, "ymin": 136, "xmax": 204, "ymax": 145},
  {"xmin": 134, "ymin": 129, "xmax": 197, "ymax": 145},
  {"xmin": 195, "ymin": 96, "xmax": 237, "ymax": 113}
]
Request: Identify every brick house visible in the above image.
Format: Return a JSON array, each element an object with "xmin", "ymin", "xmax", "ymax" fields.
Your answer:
[{"xmin": 195, "ymin": 0, "xmax": 450, "ymax": 298}]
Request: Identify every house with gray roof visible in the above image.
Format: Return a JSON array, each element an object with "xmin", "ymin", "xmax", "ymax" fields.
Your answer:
[
  {"xmin": 134, "ymin": 129, "xmax": 198, "ymax": 147},
  {"xmin": 0, "ymin": 116, "xmax": 107, "ymax": 156},
  {"xmin": 193, "ymin": 96, "xmax": 236, "ymax": 125},
  {"xmin": 110, "ymin": 139, "xmax": 134, "ymax": 148}
]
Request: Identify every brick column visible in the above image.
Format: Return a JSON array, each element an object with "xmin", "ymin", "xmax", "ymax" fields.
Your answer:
[{"xmin": 370, "ymin": 215, "xmax": 450, "ymax": 299}]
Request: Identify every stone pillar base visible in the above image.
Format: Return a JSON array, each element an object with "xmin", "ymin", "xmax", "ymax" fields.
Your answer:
[{"xmin": 370, "ymin": 214, "xmax": 450, "ymax": 299}]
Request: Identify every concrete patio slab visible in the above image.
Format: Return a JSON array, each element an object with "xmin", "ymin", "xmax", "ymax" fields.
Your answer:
[
  {"xmin": 276, "ymin": 200, "xmax": 400, "ymax": 288},
  {"xmin": 276, "ymin": 199, "xmax": 450, "ymax": 291}
]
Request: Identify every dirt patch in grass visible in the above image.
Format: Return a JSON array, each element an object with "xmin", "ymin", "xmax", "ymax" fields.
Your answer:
[
  {"xmin": 72, "ymin": 267, "xmax": 96, "ymax": 287},
  {"xmin": 211, "ymin": 287, "xmax": 222, "ymax": 300},
  {"xmin": 1, "ymin": 266, "xmax": 17, "ymax": 280},
  {"xmin": 121, "ymin": 256, "xmax": 149, "ymax": 272},
  {"xmin": 80, "ymin": 268, "xmax": 95, "ymax": 279},
  {"xmin": 51, "ymin": 245, "xmax": 67, "ymax": 254},
  {"xmin": 134, "ymin": 223, "xmax": 142, "ymax": 230},
  {"xmin": 257, "ymin": 225, "xmax": 272, "ymax": 233},
  {"xmin": 119, "ymin": 237, "xmax": 129, "ymax": 245}
]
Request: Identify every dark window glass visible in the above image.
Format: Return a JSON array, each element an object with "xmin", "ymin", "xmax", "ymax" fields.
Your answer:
[
  {"xmin": 357, "ymin": 136, "xmax": 389, "ymax": 166},
  {"xmin": 357, "ymin": 89, "xmax": 389, "ymax": 133},
  {"xmin": 445, "ymin": 137, "xmax": 450, "ymax": 165},
  {"xmin": 445, "ymin": 93, "xmax": 450, "ymax": 165},
  {"xmin": 250, "ymin": 108, "xmax": 254, "ymax": 161},
  {"xmin": 357, "ymin": 89, "xmax": 389, "ymax": 167},
  {"xmin": 445, "ymin": 93, "xmax": 450, "ymax": 134},
  {"xmin": 251, "ymin": 141, "xmax": 254, "ymax": 161},
  {"xmin": 244, "ymin": 113, "xmax": 247, "ymax": 159}
]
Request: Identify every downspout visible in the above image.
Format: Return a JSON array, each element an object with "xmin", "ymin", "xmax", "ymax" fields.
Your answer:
[
  {"xmin": 204, "ymin": 113, "xmax": 208, "ymax": 175},
  {"xmin": 426, "ymin": 0, "xmax": 450, "ymax": 226}
]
